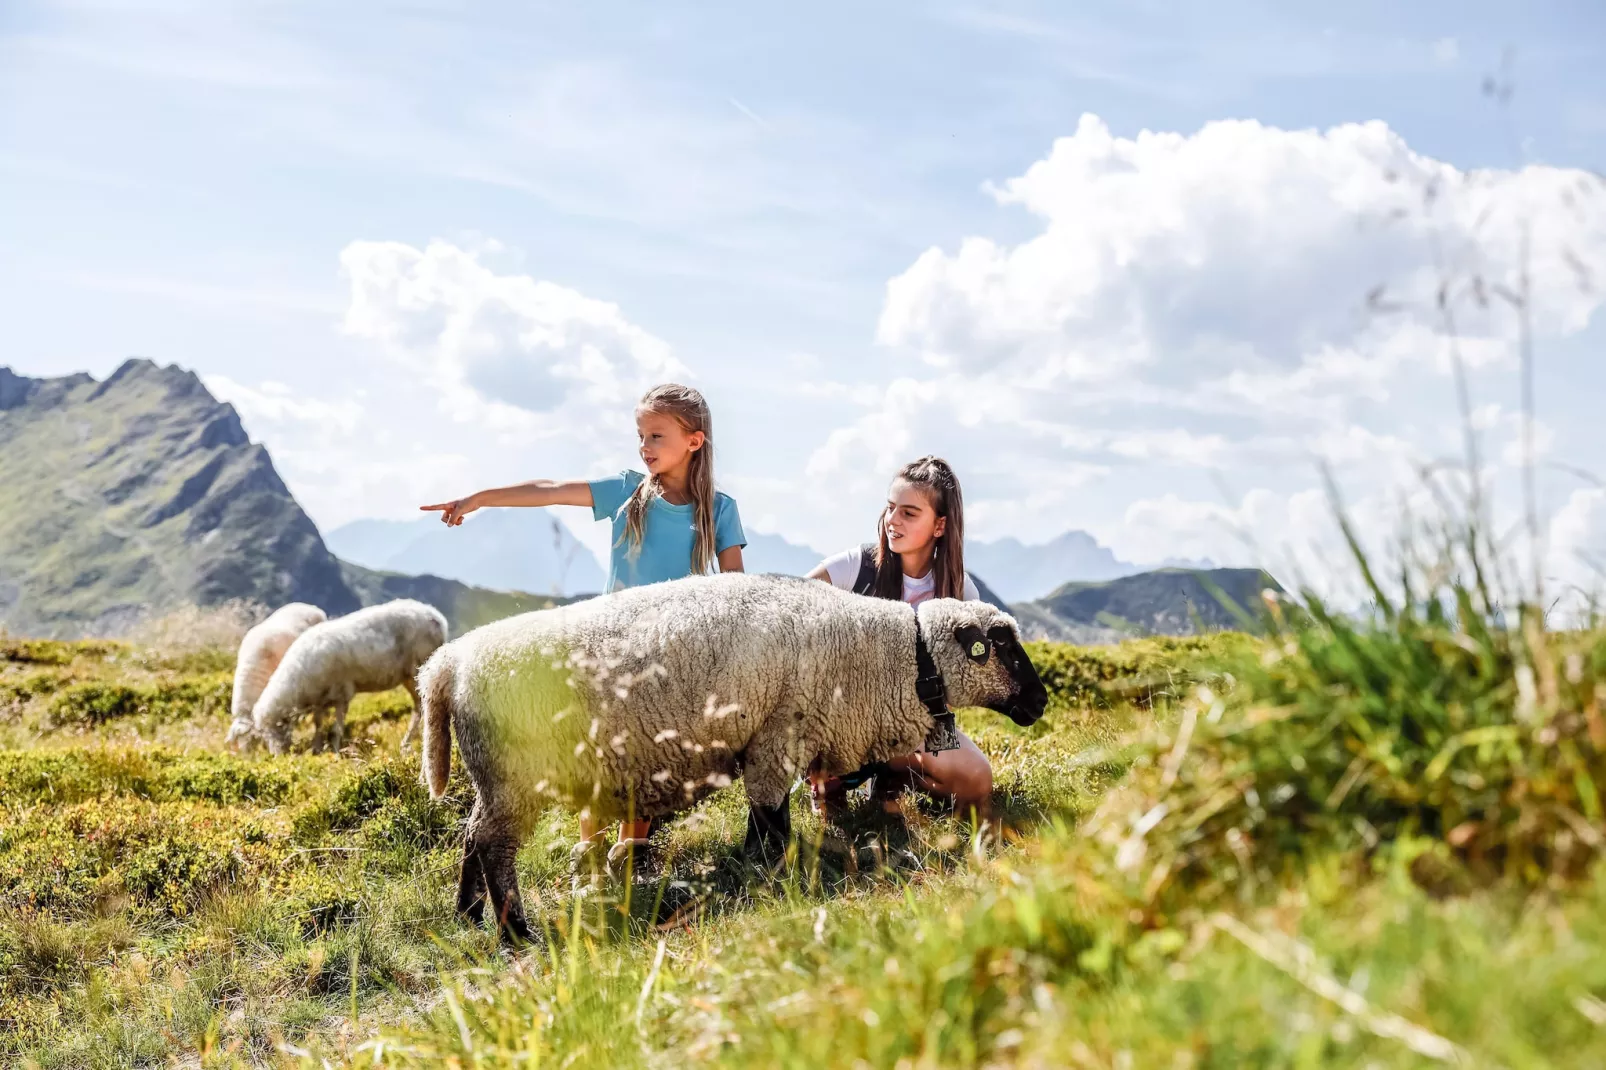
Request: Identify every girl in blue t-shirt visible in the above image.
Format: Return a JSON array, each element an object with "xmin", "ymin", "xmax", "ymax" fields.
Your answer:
[{"xmin": 420, "ymin": 383, "xmax": 746, "ymax": 872}]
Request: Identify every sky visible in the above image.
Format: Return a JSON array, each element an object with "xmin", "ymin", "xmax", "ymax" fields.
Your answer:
[{"xmin": 4, "ymin": 1, "xmax": 1606, "ymax": 598}]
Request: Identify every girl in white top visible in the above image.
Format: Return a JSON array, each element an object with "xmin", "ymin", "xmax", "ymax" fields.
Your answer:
[{"xmin": 806, "ymin": 456, "xmax": 995, "ymax": 824}]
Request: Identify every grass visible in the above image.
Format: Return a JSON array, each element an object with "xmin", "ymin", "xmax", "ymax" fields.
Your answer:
[{"xmin": 1, "ymin": 580, "xmax": 1603, "ymax": 1067}]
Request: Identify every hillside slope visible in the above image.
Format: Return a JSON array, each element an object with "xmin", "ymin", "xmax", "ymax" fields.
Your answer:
[
  {"xmin": 0, "ymin": 361, "xmax": 563, "ymax": 637},
  {"xmin": 0, "ymin": 361, "xmax": 359, "ymax": 636},
  {"xmin": 1015, "ymin": 567, "xmax": 1282, "ymax": 641}
]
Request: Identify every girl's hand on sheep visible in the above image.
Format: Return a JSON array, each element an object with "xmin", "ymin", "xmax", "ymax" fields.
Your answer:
[{"xmin": 421, "ymin": 495, "xmax": 479, "ymax": 527}]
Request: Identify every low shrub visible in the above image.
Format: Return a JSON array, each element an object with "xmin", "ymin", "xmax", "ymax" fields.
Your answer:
[
  {"xmin": 1026, "ymin": 634, "xmax": 1255, "ymax": 712},
  {"xmin": 43, "ymin": 674, "xmax": 231, "ymax": 728},
  {"xmin": 0, "ymin": 796, "xmax": 289, "ymax": 917},
  {"xmin": 0, "ymin": 638, "xmax": 121, "ymax": 666},
  {"xmin": 280, "ymin": 870, "xmax": 365, "ymax": 938},
  {"xmin": 157, "ymin": 752, "xmax": 301, "ymax": 806},
  {"xmin": 0, "ymin": 747, "xmax": 305, "ymax": 807},
  {"xmin": 292, "ymin": 758, "xmax": 416, "ymax": 841},
  {"xmin": 344, "ymin": 686, "xmax": 421, "ymax": 734},
  {"xmin": 0, "ymin": 670, "xmax": 66, "ymax": 713},
  {"xmin": 359, "ymin": 792, "xmax": 462, "ymax": 871}
]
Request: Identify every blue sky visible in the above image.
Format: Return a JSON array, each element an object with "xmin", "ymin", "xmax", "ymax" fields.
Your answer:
[{"xmin": 4, "ymin": 1, "xmax": 1605, "ymax": 588}]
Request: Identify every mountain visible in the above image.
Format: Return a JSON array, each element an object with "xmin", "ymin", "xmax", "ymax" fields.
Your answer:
[
  {"xmin": 1013, "ymin": 568, "xmax": 1283, "ymax": 643},
  {"xmin": 966, "ymin": 531, "xmax": 1218, "ymax": 603},
  {"xmin": 338, "ymin": 562, "xmax": 576, "ymax": 634},
  {"xmin": 741, "ymin": 531, "xmax": 827, "ymax": 576},
  {"xmin": 0, "ymin": 360, "xmax": 563, "ymax": 637},
  {"xmin": 326, "ymin": 510, "xmax": 605, "ymax": 597}
]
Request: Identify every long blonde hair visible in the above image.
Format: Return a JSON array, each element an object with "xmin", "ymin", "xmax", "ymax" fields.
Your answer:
[{"xmin": 621, "ymin": 383, "xmax": 718, "ymax": 575}]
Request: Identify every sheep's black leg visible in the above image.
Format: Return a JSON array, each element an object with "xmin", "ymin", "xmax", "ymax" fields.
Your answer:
[
  {"xmin": 455, "ymin": 838, "xmax": 487, "ymax": 926},
  {"xmin": 743, "ymin": 798, "xmax": 792, "ymax": 866},
  {"xmin": 480, "ymin": 836, "xmax": 535, "ymax": 946}
]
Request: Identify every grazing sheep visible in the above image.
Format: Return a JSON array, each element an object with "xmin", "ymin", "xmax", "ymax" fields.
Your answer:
[
  {"xmin": 418, "ymin": 572, "xmax": 1047, "ymax": 943},
  {"xmin": 251, "ymin": 599, "xmax": 448, "ymax": 755},
  {"xmin": 224, "ymin": 602, "xmax": 327, "ymax": 749}
]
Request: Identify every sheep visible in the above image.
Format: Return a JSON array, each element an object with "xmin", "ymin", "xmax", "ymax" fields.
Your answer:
[
  {"xmin": 249, "ymin": 599, "xmax": 448, "ymax": 755},
  {"xmin": 418, "ymin": 571, "xmax": 1047, "ymax": 943},
  {"xmin": 224, "ymin": 602, "xmax": 327, "ymax": 749}
]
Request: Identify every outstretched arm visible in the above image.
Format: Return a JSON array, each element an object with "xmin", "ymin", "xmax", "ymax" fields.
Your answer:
[{"xmin": 421, "ymin": 479, "xmax": 594, "ymax": 526}]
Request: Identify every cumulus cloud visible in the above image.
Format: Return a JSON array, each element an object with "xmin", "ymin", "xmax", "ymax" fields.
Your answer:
[
  {"xmin": 340, "ymin": 239, "xmax": 684, "ymax": 433},
  {"xmin": 206, "ymin": 376, "xmax": 363, "ymax": 435},
  {"xmin": 806, "ymin": 113, "xmax": 1606, "ymax": 572}
]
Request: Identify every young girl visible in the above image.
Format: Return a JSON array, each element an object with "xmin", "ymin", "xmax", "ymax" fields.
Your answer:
[
  {"xmin": 806, "ymin": 456, "xmax": 994, "ymax": 824},
  {"xmin": 421, "ymin": 383, "xmax": 745, "ymax": 874}
]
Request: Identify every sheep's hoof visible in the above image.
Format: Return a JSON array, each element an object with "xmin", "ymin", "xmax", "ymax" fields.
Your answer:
[
  {"xmin": 498, "ymin": 915, "xmax": 538, "ymax": 949},
  {"xmin": 738, "ymin": 843, "xmax": 792, "ymax": 879}
]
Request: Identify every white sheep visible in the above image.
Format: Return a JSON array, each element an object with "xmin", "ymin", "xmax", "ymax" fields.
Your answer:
[
  {"xmin": 250, "ymin": 599, "xmax": 448, "ymax": 754},
  {"xmin": 418, "ymin": 572, "xmax": 1047, "ymax": 943},
  {"xmin": 224, "ymin": 602, "xmax": 327, "ymax": 749}
]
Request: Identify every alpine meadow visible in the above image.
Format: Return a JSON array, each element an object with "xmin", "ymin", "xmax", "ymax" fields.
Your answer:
[{"xmin": 5, "ymin": 4, "xmax": 1606, "ymax": 1069}]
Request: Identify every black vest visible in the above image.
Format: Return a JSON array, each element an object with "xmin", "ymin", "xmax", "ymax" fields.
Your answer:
[{"xmin": 850, "ymin": 542, "xmax": 879, "ymax": 596}]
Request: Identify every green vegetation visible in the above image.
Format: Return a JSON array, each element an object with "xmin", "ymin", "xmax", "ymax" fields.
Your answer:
[
  {"xmin": 1, "ymin": 565, "xmax": 1603, "ymax": 1067},
  {"xmin": 1015, "ymin": 567, "xmax": 1284, "ymax": 643}
]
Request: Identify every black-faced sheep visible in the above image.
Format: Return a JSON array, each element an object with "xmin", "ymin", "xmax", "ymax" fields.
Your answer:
[
  {"xmin": 224, "ymin": 602, "xmax": 327, "ymax": 749},
  {"xmin": 418, "ymin": 572, "xmax": 1047, "ymax": 943},
  {"xmin": 249, "ymin": 599, "xmax": 448, "ymax": 754}
]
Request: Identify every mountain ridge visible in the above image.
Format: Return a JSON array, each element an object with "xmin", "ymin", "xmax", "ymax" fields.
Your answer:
[
  {"xmin": 0, "ymin": 360, "xmax": 563, "ymax": 637},
  {"xmin": 1012, "ymin": 567, "xmax": 1284, "ymax": 643}
]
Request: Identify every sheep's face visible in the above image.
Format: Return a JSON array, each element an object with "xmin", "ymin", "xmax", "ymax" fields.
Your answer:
[{"xmin": 920, "ymin": 602, "xmax": 1047, "ymax": 727}]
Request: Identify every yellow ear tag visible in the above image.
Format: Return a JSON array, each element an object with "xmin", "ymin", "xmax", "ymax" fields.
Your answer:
[{"xmin": 970, "ymin": 641, "xmax": 986, "ymax": 657}]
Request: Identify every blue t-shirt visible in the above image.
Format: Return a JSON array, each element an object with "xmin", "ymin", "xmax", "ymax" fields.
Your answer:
[{"xmin": 589, "ymin": 470, "xmax": 745, "ymax": 591}]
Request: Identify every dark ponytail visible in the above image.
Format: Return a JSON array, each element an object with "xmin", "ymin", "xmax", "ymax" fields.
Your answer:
[{"xmin": 871, "ymin": 456, "xmax": 966, "ymax": 601}]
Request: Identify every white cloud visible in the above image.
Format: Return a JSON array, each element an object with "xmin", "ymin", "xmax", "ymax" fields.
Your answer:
[
  {"xmin": 339, "ymin": 239, "xmax": 685, "ymax": 435},
  {"xmin": 807, "ymin": 114, "xmax": 1606, "ymax": 568},
  {"xmin": 1547, "ymin": 488, "xmax": 1606, "ymax": 603},
  {"xmin": 206, "ymin": 376, "xmax": 363, "ymax": 435}
]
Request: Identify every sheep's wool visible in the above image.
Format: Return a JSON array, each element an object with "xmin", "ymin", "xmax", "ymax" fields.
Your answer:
[
  {"xmin": 227, "ymin": 602, "xmax": 327, "ymax": 737},
  {"xmin": 424, "ymin": 572, "xmax": 1033, "ymax": 826},
  {"xmin": 252, "ymin": 599, "xmax": 447, "ymax": 752}
]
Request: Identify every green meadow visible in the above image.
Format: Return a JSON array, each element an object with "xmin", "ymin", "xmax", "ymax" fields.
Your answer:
[{"xmin": 2, "ymin": 580, "xmax": 1603, "ymax": 1068}]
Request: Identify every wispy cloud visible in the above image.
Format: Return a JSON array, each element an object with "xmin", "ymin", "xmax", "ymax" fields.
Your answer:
[{"xmin": 48, "ymin": 271, "xmax": 342, "ymax": 316}]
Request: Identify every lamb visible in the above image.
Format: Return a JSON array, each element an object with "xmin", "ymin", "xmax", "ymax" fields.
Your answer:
[
  {"xmin": 224, "ymin": 602, "xmax": 327, "ymax": 749},
  {"xmin": 249, "ymin": 599, "xmax": 448, "ymax": 755},
  {"xmin": 418, "ymin": 571, "xmax": 1048, "ymax": 943}
]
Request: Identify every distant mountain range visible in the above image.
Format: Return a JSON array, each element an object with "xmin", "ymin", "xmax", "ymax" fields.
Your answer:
[
  {"xmin": 965, "ymin": 531, "xmax": 1214, "ymax": 603},
  {"xmin": 0, "ymin": 360, "xmax": 565, "ymax": 637},
  {"xmin": 325, "ymin": 519, "xmax": 826, "ymax": 597},
  {"xmin": 741, "ymin": 531, "xmax": 828, "ymax": 578},
  {"xmin": 327, "ymin": 500, "xmax": 1219, "ymax": 604},
  {"xmin": 326, "ymin": 510, "xmax": 605, "ymax": 597},
  {"xmin": 0, "ymin": 356, "xmax": 1264, "ymax": 643}
]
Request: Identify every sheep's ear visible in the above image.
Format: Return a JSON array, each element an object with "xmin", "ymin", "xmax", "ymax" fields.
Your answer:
[{"xmin": 954, "ymin": 624, "xmax": 989, "ymax": 664}]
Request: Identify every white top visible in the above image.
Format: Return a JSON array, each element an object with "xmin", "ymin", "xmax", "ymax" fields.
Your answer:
[{"xmin": 819, "ymin": 546, "xmax": 981, "ymax": 606}]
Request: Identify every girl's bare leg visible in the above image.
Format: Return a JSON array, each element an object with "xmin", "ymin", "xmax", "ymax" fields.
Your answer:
[
  {"xmin": 574, "ymin": 816, "xmax": 651, "ymax": 848},
  {"xmin": 880, "ymin": 730, "xmax": 993, "ymax": 822}
]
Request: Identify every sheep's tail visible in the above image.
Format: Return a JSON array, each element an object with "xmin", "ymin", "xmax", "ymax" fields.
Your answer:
[{"xmin": 419, "ymin": 648, "xmax": 457, "ymax": 799}]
